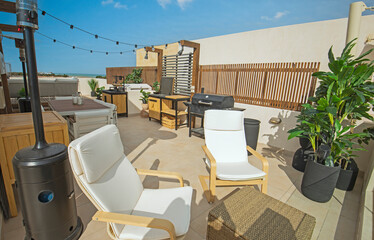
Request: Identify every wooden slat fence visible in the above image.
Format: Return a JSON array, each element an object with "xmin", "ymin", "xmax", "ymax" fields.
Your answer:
[
  {"xmin": 106, "ymin": 66, "xmax": 157, "ymax": 86},
  {"xmin": 198, "ymin": 62, "xmax": 320, "ymax": 111}
]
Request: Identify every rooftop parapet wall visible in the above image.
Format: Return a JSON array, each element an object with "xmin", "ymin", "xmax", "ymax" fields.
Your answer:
[{"xmin": 193, "ymin": 15, "xmax": 374, "ymax": 72}]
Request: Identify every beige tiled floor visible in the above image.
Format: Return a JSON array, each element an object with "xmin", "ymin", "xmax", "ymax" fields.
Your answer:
[{"xmin": 3, "ymin": 114, "xmax": 363, "ymax": 239}]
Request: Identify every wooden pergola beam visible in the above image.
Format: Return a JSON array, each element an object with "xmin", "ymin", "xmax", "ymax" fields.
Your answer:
[
  {"xmin": 0, "ymin": 24, "xmax": 21, "ymax": 33},
  {"xmin": 0, "ymin": 0, "xmax": 16, "ymax": 14},
  {"xmin": 180, "ymin": 40, "xmax": 200, "ymax": 49},
  {"xmin": 179, "ymin": 40, "xmax": 200, "ymax": 92},
  {"xmin": 145, "ymin": 47, "xmax": 163, "ymax": 83}
]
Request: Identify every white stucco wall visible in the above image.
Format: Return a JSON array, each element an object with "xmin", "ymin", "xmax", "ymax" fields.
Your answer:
[
  {"xmin": 193, "ymin": 15, "xmax": 374, "ymax": 72},
  {"xmin": 235, "ymin": 103, "xmax": 299, "ymax": 153}
]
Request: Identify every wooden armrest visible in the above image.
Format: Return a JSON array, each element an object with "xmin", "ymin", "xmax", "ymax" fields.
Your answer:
[
  {"xmin": 93, "ymin": 211, "xmax": 176, "ymax": 240},
  {"xmin": 202, "ymin": 145, "xmax": 216, "ymax": 172},
  {"xmin": 136, "ymin": 169, "xmax": 184, "ymax": 187},
  {"xmin": 246, "ymin": 146, "xmax": 269, "ymax": 174}
]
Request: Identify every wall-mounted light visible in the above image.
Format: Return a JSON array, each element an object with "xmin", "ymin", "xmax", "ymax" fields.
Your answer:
[
  {"xmin": 165, "ymin": 44, "xmax": 168, "ymax": 49},
  {"xmin": 144, "ymin": 51, "xmax": 148, "ymax": 59},
  {"xmin": 152, "ymin": 45, "xmax": 155, "ymax": 51},
  {"xmin": 178, "ymin": 45, "xmax": 184, "ymax": 56}
]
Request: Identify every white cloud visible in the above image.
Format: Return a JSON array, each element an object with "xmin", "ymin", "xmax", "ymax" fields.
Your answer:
[
  {"xmin": 261, "ymin": 10, "xmax": 289, "ymax": 21},
  {"xmin": 157, "ymin": 0, "xmax": 171, "ymax": 8},
  {"xmin": 177, "ymin": 0, "xmax": 193, "ymax": 9},
  {"xmin": 156, "ymin": 0, "xmax": 193, "ymax": 9},
  {"xmin": 260, "ymin": 16, "xmax": 272, "ymax": 21},
  {"xmin": 114, "ymin": 2, "xmax": 128, "ymax": 9},
  {"xmin": 274, "ymin": 11, "xmax": 289, "ymax": 19},
  {"xmin": 102, "ymin": 0, "xmax": 127, "ymax": 10},
  {"xmin": 101, "ymin": 0, "xmax": 113, "ymax": 5}
]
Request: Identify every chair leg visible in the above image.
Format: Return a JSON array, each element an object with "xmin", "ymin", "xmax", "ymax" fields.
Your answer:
[
  {"xmin": 209, "ymin": 173, "xmax": 216, "ymax": 203},
  {"xmin": 199, "ymin": 175, "xmax": 215, "ymax": 203},
  {"xmin": 261, "ymin": 177, "xmax": 268, "ymax": 194}
]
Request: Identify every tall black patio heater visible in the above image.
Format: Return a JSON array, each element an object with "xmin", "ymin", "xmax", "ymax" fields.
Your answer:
[
  {"xmin": 12, "ymin": 0, "xmax": 83, "ymax": 239},
  {"xmin": 18, "ymin": 46, "xmax": 32, "ymax": 112}
]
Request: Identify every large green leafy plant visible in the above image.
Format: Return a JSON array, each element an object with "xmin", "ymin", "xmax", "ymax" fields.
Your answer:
[
  {"xmin": 125, "ymin": 68, "xmax": 143, "ymax": 84},
  {"xmin": 289, "ymin": 40, "xmax": 374, "ymax": 167}
]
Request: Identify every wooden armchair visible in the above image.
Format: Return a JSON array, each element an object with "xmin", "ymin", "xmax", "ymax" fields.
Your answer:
[
  {"xmin": 68, "ymin": 125, "xmax": 192, "ymax": 239},
  {"xmin": 198, "ymin": 110, "xmax": 269, "ymax": 203}
]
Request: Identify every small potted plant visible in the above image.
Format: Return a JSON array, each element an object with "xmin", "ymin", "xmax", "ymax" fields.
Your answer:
[
  {"xmin": 95, "ymin": 86, "xmax": 105, "ymax": 100},
  {"xmin": 289, "ymin": 39, "xmax": 374, "ymax": 201},
  {"xmin": 152, "ymin": 81, "xmax": 160, "ymax": 93},
  {"xmin": 139, "ymin": 88, "xmax": 150, "ymax": 110},
  {"xmin": 88, "ymin": 79, "xmax": 98, "ymax": 97}
]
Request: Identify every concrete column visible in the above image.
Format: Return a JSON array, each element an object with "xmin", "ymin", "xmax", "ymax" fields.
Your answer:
[{"xmin": 346, "ymin": 1, "xmax": 367, "ymax": 55}]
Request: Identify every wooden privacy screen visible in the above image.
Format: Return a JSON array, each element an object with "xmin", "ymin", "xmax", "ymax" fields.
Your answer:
[
  {"xmin": 106, "ymin": 66, "xmax": 157, "ymax": 86},
  {"xmin": 162, "ymin": 53, "xmax": 193, "ymax": 96},
  {"xmin": 198, "ymin": 62, "xmax": 320, "ymax": 111}
]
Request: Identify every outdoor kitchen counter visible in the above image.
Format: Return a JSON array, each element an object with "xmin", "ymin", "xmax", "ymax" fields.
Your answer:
[
  {"xmin": 0, "ymin": 111, "xmax": 69, "ymax": 217},
  {"xmin": 149, "ymin": 94, "xmax": 190, "ymax": 130}
]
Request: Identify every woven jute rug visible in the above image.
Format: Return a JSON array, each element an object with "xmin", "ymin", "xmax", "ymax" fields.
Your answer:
[{"xmin": 207, "ymin": 187, "xmax": 316, "ymax": 240}]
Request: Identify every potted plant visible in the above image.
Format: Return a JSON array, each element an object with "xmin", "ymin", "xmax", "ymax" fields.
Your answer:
[
  {"xmin": 88, "ymin": 79, "xmax": 98, "ymax": 97},
  {"xmin": 153, "ymin": 81, "xmax": 160, "ymax": 93},
  {"xmin": 95, "ymin": 86, "xmax": 105, "ymax": 100},
  {"xmin": 139, "ymin": 88, "xmax": 150, "ymax": 110},
  {"xmin": 289, "ymin": 40, "xmax": 374, "ymax": 201},
  {"xmin": 125, "ymin": 68, "xmax": 143, "ymax": 84}
]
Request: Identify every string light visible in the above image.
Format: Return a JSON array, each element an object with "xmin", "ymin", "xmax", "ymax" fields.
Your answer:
[
  {"xmin": 38, "ymin": 8, "xmax": 145, "ymax": 47},
  {"xmin": 35, "ymin": 32, "xmax": 134, "ymax": 55},
  {"xmin": 37, "ymin": 8, "xmax": 187, "ymax": 49}
]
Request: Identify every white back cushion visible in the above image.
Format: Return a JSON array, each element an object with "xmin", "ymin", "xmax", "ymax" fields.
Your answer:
[
  {"xmin": 79, "ymin": 156, "xmax": 143, "ymax": 237},
  {"xmin": 68, "ymin": 125, "xmax": 124, "ymax": 183},
  {"xmin": 68, "ymin": 125, "xmax": 144, "ymax": 237},
  {"xmin": 204, "ymin": 110, "xmax": 247, "ymax": 163},
  {"xmin": 204, "ymin": 110, "xmax": 244, "ymax": 131}
]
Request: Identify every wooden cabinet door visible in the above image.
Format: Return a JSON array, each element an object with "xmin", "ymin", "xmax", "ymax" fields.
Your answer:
[
  {"xmin": 112, "ymin": 95, "xmax": 127, "ymax": 114},
  {"xmin": 149, "ymin": 97, "xmax": 160, "ymax": 120}
]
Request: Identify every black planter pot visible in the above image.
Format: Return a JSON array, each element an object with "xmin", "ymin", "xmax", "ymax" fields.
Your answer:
[
  {"xmin": 292, "ymin": 148, "xmax": 308, "ymax": 172},
  {"xmin": 91, "ymin": 91, "xmax": 96, "ymax": 97},
  {"xmin": 299, "ymin": 137, "xmax": 312, "ymax": 150},
  {"xmin": 301, "ymin": 160, "xmax": 340, "ymax": 203},
  {"xmin": 336, "ymin": 159, "xmax": 359, "ymax": 191}
]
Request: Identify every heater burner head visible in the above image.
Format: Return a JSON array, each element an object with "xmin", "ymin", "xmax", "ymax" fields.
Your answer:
[{"xmin": 16, "ymin": 0, "xmax": 39, "ymax": 29}]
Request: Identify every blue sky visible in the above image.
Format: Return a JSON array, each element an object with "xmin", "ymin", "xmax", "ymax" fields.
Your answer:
[{"xmin": 1, "ymin": 0, "xmax": 373, "ymax": 74}]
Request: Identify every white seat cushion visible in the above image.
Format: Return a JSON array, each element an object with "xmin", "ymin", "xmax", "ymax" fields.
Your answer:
[
  {"xmin": 119, "ymin": 187, "xmax": 193, "ymax": 240},
  {"xmin": 216, "ymin": 161, "xmax": 265, "ymax": 181}
]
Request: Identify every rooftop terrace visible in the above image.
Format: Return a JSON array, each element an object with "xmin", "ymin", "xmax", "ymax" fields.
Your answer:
[{"xmin": 3, "ymin": 114, "xmax": 363, "ymax": 240}]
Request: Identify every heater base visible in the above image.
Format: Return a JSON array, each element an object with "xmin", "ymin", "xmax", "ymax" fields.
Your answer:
[{"xmin": 23, "ymin": 217, "xmax": 83, "ymax": 240}]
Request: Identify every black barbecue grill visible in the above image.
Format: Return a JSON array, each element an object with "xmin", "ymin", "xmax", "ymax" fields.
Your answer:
[{"xmin": 187, "ymin": 93, "xmax": 243, "ymax": 137}]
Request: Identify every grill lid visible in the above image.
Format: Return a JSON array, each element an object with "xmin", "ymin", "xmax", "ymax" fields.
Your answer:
[{"xmin": 192, "ymin": 93, "xmax": 234, "ymax": 109}]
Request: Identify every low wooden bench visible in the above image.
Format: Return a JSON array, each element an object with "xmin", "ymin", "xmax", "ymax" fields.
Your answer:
[{"xmin": 207, "ymin": 187, "xmax": 316, "ymax": 240}]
